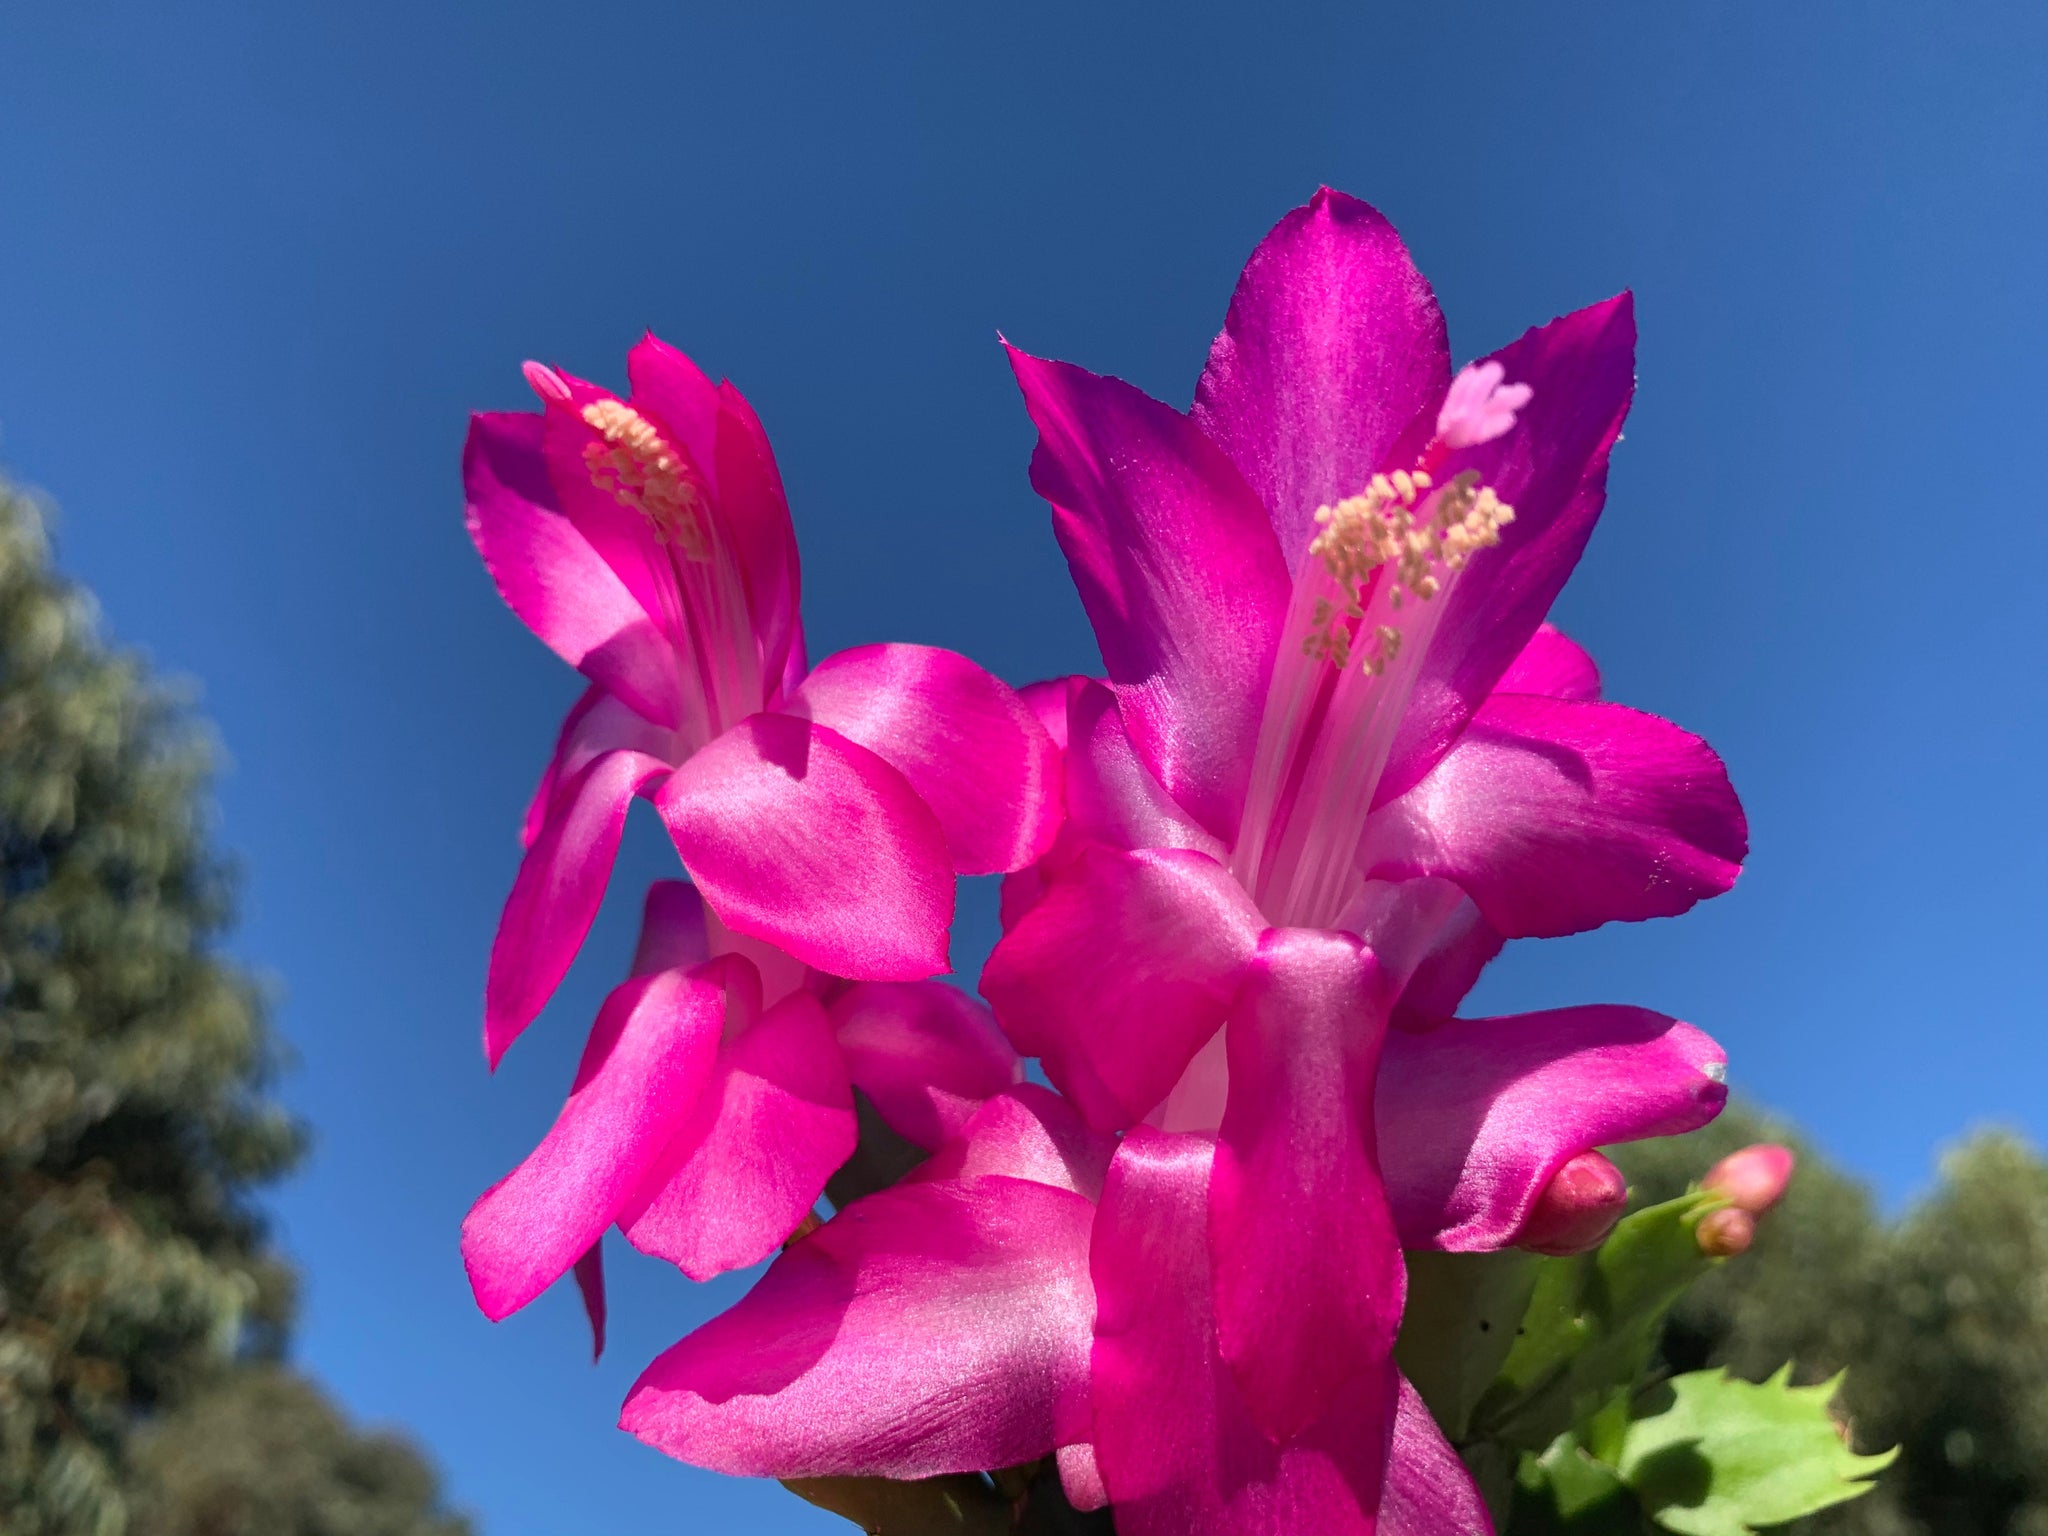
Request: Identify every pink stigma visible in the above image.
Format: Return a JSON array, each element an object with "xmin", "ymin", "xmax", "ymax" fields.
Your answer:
[
  {"xmin": 1436, "ymin": 360, "xmax": 1533, "ymax": 449},
  {"xmin": 522, "ymin": 360, "xmax": 574, "ymax": 407}
]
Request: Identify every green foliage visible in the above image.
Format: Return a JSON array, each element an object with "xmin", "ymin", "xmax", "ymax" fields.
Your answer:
[
  {"xmin": 1614, "ymin": 1109, "xmax": 2048, "ymax": 1536},
  {"xmin": 0, "ymin": 480, "xmax": 468, "ymax": 1536},
  {"xmin": 1614, "ymin": 1369, "xmax": 1894, "ymax": 1536}
]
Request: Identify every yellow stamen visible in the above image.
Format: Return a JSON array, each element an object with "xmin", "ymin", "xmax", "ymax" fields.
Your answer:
[
  {"xmin": 579, "ymin": 399, "xmax": 710, "ymax": 560},
  {"xmin": 1302, "ymin": 466, "xmax": 1515, "ymax": 669}
]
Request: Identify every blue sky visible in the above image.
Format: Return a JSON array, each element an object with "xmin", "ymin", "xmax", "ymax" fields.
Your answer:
[{"xmin": 2, "ymin": 3, "xmax": 2043, "ymax": 1531}]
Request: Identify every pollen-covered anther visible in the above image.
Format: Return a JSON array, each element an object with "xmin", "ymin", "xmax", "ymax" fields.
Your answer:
[
  {"xmin": 578, "ymin": 399, "xmax": 711, "ymax": 560},
  {"xmin": 1303, "ymin": 463, "xmax": 1516, "ymax": 668}
]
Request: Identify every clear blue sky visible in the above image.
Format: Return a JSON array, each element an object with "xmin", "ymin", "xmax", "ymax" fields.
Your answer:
[{"xmin": 2, "ymin": 3, "xmax": 2043, "ymax": 1531}]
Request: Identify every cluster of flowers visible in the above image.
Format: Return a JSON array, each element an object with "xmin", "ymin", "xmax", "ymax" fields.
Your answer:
[{"xmin": 457, "ymin": 190, "xmax": 1748, "ymax": 1534}]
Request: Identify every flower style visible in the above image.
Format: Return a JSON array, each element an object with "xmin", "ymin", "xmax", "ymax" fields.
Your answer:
[
  {"xmin": 458, "ymin": 337, "xmax": 1057, "ymax": 1328},
  {"xmin": 964, "ymin": 189, "xmax": 1746, "ymax": 1525}
]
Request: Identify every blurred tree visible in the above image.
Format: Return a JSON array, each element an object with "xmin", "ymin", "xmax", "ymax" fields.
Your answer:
[
  {"xmin": 1613, "ymin": 1107, "xmax": 2048, "ymax": 1536},
  {"xmin": 0, "ymin": 479, "xmax": 468, "ymax": 1536}
]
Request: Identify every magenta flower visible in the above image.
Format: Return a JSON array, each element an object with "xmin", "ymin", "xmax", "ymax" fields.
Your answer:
[
  {"xmin": 463, "ymin": 334, "xmax": 1063, "ymax": 1065},
  {"xmin": 458, "ymin": 337, "xmax": 1056, "ymax": 1327},
  {"xmin": 961, "ymin": 190, "xmax": 1745, "ymax": 1517},
  {"xmin": 620, "ymin": 1085, "xmax": 1497, "ymax": 1534}
]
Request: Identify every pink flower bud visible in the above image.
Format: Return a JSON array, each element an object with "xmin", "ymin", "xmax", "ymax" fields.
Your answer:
[
  {"xmin": 1703, "ymin": 1143, "xmax": 1795, "ymax": 1213},
  {"xmin": 1696, "ymin": 1206, "xmax": 1756, "ymax": 1256},
  {"xmin": 1516, "ymin": 1150, "xmax": 1629, "ymax": 1256}
]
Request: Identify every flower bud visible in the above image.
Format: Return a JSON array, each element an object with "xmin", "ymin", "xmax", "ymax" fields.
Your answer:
[
  {"xmin": 1702, "ymin": 1143, "xmax": 1795, "ymax": 1213},
  {"xmin": 1696, "ymin": 1206, "xmax": 1756, "ymax": 1256},
  {"xmin": 1516, "ymin": 1150, "xmax": 1629, "ymax": 1256}
]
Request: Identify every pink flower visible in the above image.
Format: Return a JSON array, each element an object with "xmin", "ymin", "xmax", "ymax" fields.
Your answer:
[
  {"xmin": 458, "ymin": 337, "xmax": 1057, "ymax": 1328},
  {"xmin": 621, "ymin": 1087, "xmax": 1497, "ymax": 1535},
  {"xmin": 965, "ymin": 190, "xmax": 1745, "ymax": 1521}
]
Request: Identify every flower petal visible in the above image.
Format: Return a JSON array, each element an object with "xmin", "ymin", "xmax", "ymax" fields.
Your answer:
[
  {"xmin": 1092, "ymin": 1129, "xmax": 1399, "ymax": 1536},
  {"xmin": 712, "ymin": 378, "xmax": 804, "ymax": 692},
  {"xmin": 1007, "ymin": 345, "xmax": 1290, "ymax": 842},
  {"xmin": 980, "ymin": 842, "xmax": 1264, "ymax": 1131},
  {"xmin": 628, "ymin": 879, "xmax": 711, "ymax": 977},
  {"xmin": 1379, "ymin": 294, "xmax": 1639, "ymax": 803},
  {"xmin": 658, "ymin": 712, "xmax": 954, "ymax": 981},
  {"xmin": 1212, "ymin": 929, "xmax": 1404, "ymax": 1441},
  {"xmin": 1361, "ymin": 693, "xmax": 1747, "ymax": 939},
  {"xmin": 625, "ymin": 333, "xmax": 721, "ymax": 490},
  {"xmin": 621, "ymin": 1175, "xmax": 1097, "ymax": 1478},
  {"xmin": 573, "ymin": 1241, "xmax": 607, "ymax": 1362},
  {"xmin": 1058, "ymin": 1443, "xmax": 1111, "ymax": 1512},
  {"xmin": 1065, "ymin": 681, "xmax": 1227, "ymax": 858},
  {"xmin": 619, "ymin": 987, "xmax": 856, "ymax": 1282},
  {"xmin": 1390, "ymin": 895, "xmax": 1505, "ymax": 1032},
  {"xmin": 830, "ymin": 981, "xmax": 1023, "ymax": 1151},
  {"xmin": 1377, "ymin": 1005, "xmax": 1728, "ymax": 1251},
  {"xmin": 461, "ymin": 966, "xmax": 725, "ymax": 1319},
  {"xmin": 1191, "ymin": 188, "xmax": 1451, "ymax": 568},
  {"xmin": 790, "ymin": 643, "xmax": 1063, "ymax": 876},
  {"xmin": 486, "ymin": 741, "xmax": 671, "ymax": 1067},
  {"xmin": 1018, "ymin": 675, "xmax": 1088, "ymax": 751},
  {"xmin": 1381, "ymin": 1376, "xmax": 1496, "ymax": 1535},
  {"xmin": 464, "ymin": 411, "xmax": 686, "ymax": 729},
  {"xmin": 1495, "ymin": 621, "xmax": 1601, "ymax": 701},
  {"xmin": 911, "ymin": 1083, "xmax": 1116, "ymax": 1202}
]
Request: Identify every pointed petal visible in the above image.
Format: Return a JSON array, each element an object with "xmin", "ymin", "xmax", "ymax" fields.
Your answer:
[
  {"xmin": 1362, "ymin": 693, "xmax": 1747, "ymax": 939},
  {"xmin": 911, "ymin": 1083, "xmax": 1116, "ymax": 1202},
  {"xmin": 1495, "ymin": 622, "xmax": 1601, "ymax": 701},
  {"xmin": 1007, "ymin": 345, "xmax": 1290, "ymax": 842},
  {"xmin": 712, "ymin": 379, "xmax": 804, "ymax": 691},
  {"xmin": 629, "ymin": 879, "xmax": 710, "ymax": 977},
  {"xmin": 1377, "ymin": 1005, "xmax": 1728, "ymax": 1251},
  {"xmin": 621, "ymin": 1175, "xmax": 1097, "ymax": 1478},
  {"xmin": 980, "ymin": 842, "xmax": 1263, "ymax": 1131},
  {"xmin": 573, "ymin": 1242, "xmax": 607, "ymax": 1361},
  {"xmin": 1391, "ymin": 895, "xmax": 1505, "ymax": 1032},
  {"xmin": 790, "ymin": 643, "xmax": 1063, "ymax": 875},
  {"xmin": 464, "ymin": 412, "xmax": 685, "ymax": 729},
  {"xmin": 619, "ymin": 989, "xmax": 855, "ymax": 1282},
  {"xmin": 625, "ymin": 333, "xmax": 720, "ymax": 490},
  {"xmin": 1381, "ymin": 1376, "xmax": 1496, "ymax": 1535},
  {"xmin": 1092, "ymin": 1129, "xmax": 1400, "ymax": 1536},
  {"xmin": 1212, "ymin": 929, "xmax": 1404, "ymax": 1441},
  {"xmin": 462, "ymin": 967, "xmax": 725, "ymax": 1319},
  {"xmin": 486, "ymin": 742, "xmax": 671, "ymax": 1066},
  {"xmin": 658, "ymin": 713, "xmax": 954, "ymax": 981},
  {"xmin": 1379, "ymin": 294, "xmax": 1639, "ymax": 802},
  {"xmin": 1192, "ymin": 189, "xmax": 1451, "ymax": 567},
  {"xmin": 830, "ymin": 981, "xmax": 1022, "ymax": 1151}
]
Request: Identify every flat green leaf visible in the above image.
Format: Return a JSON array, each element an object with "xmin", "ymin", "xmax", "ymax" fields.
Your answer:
[
  {"xmin": 1507, "ymin": 1435, "xmax": 1644, "ymax": 1535},
  {"xmin": 1616, "ymin": 1367, "xmax": 1897, "ymax": 1536}
]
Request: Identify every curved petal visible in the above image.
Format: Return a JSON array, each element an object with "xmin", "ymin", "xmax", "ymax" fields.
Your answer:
[
  {"xmin": 625, "ymin": 333, "xmax": 720, "ymax": 491},
  {"xmin": 790, "ymin": 643, "xmax": 1063, "ymax": 875},
  {"xmin": 657, "ymin": 712, "xmax": 954, "ymax": 981},
  {"xmin": 1065, "ymin": 681, "xmax": 1227, "ymax": 858},
  {"xmin": 1191, "ymin": 188, "xmax": 1452, "ymax": 567},
  {"xmin": 1377, "ymin": 1005, "xmax": 1728, "ymax": 1251},
  {"xmin": 1058, "ymin": 1443, "xmax": 1110, "ymax": 1512},
  {"xmin": 462, "ymin": 966, "xmax": 725, "ymax": 1319},
  {"xmin": 629, "ymin": 879, "xmax": 711, "ymax": 977},
  {"xmin": 1212, "ymin": 929, "xmax": 1404, "ymax": 1441},
  {"xmin": 486, "ymin": 743, "xmax": 671, "ymax": 1067},
  {"xmin": 1495, "ymin": 621, "xmax": 1601, "ymax": 702},
  {"xmin": 619, "ymin": 988, "xmax": 855, "ymax": 1282},
  {"xmin": 464, "ymin": 412, "xmax": 685, "ymax": 729},
  {"xmin": 712, "ymin": 378, "xmax": 803, "ymax": 691},
  {"xmin": 1381, "ymin": 1376, "xmax": 1496, "ymax": 1535},
  {"xmin": 1361, "ymin": 693, "xmax": 1747, "ymax": 939},
  {"xmin": 1390, "ymin": 895, "xmax": 1505, "ymax": 1033},
  {"xmin": 831, "ymin": 981, "xmax": 1023, "ymax": 1151},
  {"xmin": 573, "ymin": 1242, "xmax": 607, "ymax": 1361},
  {"xmin": 621, "ymin": 1175, "xmax": 1097, "ymax": 1478},
  {"xmin": 1018, "ymin": 675, "xmax": 1088, "ymax": 751},
  {"xmin": 980, "ymin": 842, "xmax": 1264, "ymax": 1131},
  {"xmin": 1092, "ymin": 1129, "xmax": 1399, "ymax": 1536},
  {"xmin": 1379, "ymin": 294, "xmax": 1639, "ymax": 802},
  {"xmin": 1007, "ymin": 344, "xmax": 1290, "ymax": 842},
  {"xmin": 911, "ymin": 1083, "xmax": 1116, "ymax": 1202}
]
